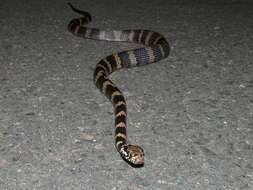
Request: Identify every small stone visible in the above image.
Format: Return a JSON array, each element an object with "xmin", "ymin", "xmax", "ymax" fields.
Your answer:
[
  {"xmin": 239, "ymin": 84, "xmax": 246, "ymax": 88},
  {"xmin": 94, "ymin": 144, "xmax": 105, "ymax": 150},
  {"xmin": 80, "ymin": 132, "xmax": 95, "ymax": 141}
]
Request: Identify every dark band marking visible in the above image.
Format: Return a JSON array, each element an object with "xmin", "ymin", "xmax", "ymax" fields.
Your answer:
[
  {"xmin": 149, "ymin": 32, "xmax": 161, "ymax": 45},
  {"xmin": 118, "ymin": 51, "xmax": 131, "ymax": 67},
  {"xmin": 105, "ymin": 55, "xmax": 118, "ymax": 72},
  {"xmin": 105, "ymin": 84, "xmax": 119, "ymax": 100},
  {"xmin": 90, "ymin": 28, "xmax": 100, "ymax": 39},
  {"xmin": 115, "ymin": 114, "xmax": 126, "ymax": 125},
  {"xmin": 133, "ymin": 30, "xmax": 142, "ymax": 43},
  {"xmin": 115, "ymin": 136, "xmax": 126, "ymax": 145},
  {"xmin": 95, "ymin": 75, "xmax": 107, "ymax": 90},
  {"xmin": 140, "ymin": 30, "xmax": 150, "ymax": 44},
  {"xmin": 115, "ymin": 126, "xmax": 127, "ymax": 137},
  {"xmin": 112, "ymin": 94, "xmax": 125, "ymax": 105},
  {"xmin": 114, "ymin": 102, "xmax": 127, "ymax": 115}
]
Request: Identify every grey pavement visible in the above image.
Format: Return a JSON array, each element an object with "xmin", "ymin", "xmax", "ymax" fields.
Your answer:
[{"xmin": 0, "ymin": 0, "xmax": 253, "ymax": 189}]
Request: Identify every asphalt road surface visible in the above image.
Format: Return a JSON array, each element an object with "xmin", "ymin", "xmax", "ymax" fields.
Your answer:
[{"xmin": 0, "ymin": 0, "xmax": 253, "ymax": 189}]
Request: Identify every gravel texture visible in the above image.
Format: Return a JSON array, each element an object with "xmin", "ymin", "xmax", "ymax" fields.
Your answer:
[{"xmin": 0, "ymin": 0, "xmax": 253, "ymax": 189}]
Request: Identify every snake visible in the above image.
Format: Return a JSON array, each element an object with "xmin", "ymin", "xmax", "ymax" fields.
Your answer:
[{"xmin": 67, "ymin": 3, "xmax": 170, "ymax": 166}]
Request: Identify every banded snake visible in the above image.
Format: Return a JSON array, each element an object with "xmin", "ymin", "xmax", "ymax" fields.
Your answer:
[{"xmin": 67, "ymin": 3, "xmax": 170, "ymax": 166}]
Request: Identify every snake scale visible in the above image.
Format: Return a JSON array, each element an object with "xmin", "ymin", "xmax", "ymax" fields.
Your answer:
[{"xmin": 67, "ymin": 3, "xmax": 170, "ymax": 166}]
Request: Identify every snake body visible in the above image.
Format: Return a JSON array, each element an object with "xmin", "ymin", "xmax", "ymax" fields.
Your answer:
[{"xmin": 68, "ymin": 3, "xmax": 170, "ymax": 166}]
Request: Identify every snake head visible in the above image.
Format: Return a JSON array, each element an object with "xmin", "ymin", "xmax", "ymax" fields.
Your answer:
[{"xmin": 120, "ymin": 144, "xmax": 144, "ymax": 166}]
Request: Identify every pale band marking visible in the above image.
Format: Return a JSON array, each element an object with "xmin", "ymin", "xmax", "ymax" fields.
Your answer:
[
  {"xmin": 97, "ymin": 64, "xmax": 108, "ymax": 76},
  {"xmin": 78, "ymin": 18, "xmax": 83, "ymax": 25},
  {"xmin": 115, "ymin": 133, "xmax": 127, "ymax": 139},
  {"xmin": 99, "ymin": 30, "xmax": 106, "ymax": 40},
  {"xmin": 103, "ymin": 58, "xmax": 112, "ymax": 74},
  {"xmin": 114, "ymin": 100, "xmax": 126, "ymax": 108},
  {"xmin": 95, "ymin": 70, "xmax": 105, "ymax": 83},
  {"xmin": 153, "ymin": 35, "xmax": 163, "ymax": 44},
  {"xmin": 115, "ymin": 110, "xmax": 127, "ymax": 117},
  {"xmin": 102, "ymin": 80, "xmax": 114, "ymax": 94},
  {"xmin": 74, "ymin": 25, "xmax": 80, "ymax": 34},
  {"xmin": 157, "ymin": 44, "xmax": 165, "ymax": 57},
  {"xmin": 116, "ymin": 141, "xmax": 125, "ymax": 149},
  {"xmin": 121, "ymin": 31, "xmax": 128, "ymax": 41},
  {"xmin": 146, "ymin": 47, "xmax": 156, "ymax": 63},
  {"xmin": 128, "ymin": 50, "xmax": 138, "ymax": 66},
  {"xmin": 138, "ymin": 30, "xmax": 144, "ymax": 43},
  {"xmin": 85, "ymin": 28, "xmax": 92, "ymax": 38},
  {"xmin": 113, "ymin": 53, "xmax": 122, "ymax": 69},
  {"xmin": 111, "ymin": 91, "xmax": 122, "ymax": 102},
  {"xmin": 113, "ymin": 31, "xmax": 122, "ymax": 41},
  {"xmin": 129, "ymin": 30, "xmax": 135, "ymax": 41},
  {"xmin": 115, "ymin": 121, "xmax": 126, "ymax": 128}
]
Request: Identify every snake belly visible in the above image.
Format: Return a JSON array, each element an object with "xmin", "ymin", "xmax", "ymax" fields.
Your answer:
[{"xmin": 67, "ymin": 3, "xmax": 170, "ymax": 166}]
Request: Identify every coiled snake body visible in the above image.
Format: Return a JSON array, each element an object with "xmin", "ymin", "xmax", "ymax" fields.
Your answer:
[{"xmin": 68, "ymin": 3, "xmax": 170, "ymax": 166}]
